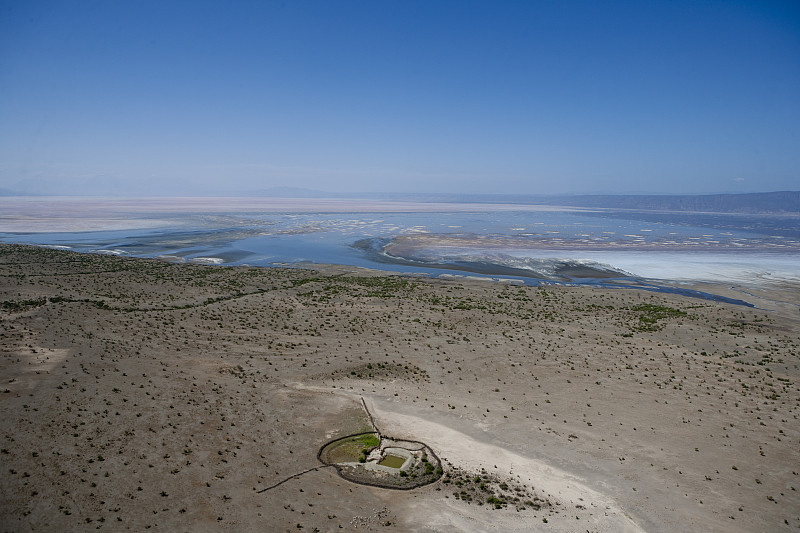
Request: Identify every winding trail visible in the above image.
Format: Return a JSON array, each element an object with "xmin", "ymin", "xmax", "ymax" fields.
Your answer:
[
  {"xmin": 256, "ymin": 465, "xmax": 335, "ymax": 493},
  {"xmin": 361, "ymin": 396, "xmax": 379, "ymax": 434},
  {"xmin": 258, "ymin": 395, "xmax": 381, "ymax": 494},
  {"xmin": 258, "ymin": 394, "xmax": 443, "ymax": 493}
]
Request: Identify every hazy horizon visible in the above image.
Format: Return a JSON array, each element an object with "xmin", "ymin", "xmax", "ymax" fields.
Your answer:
[{"xmin": 2, "ymin": 1, "xmax": 798, "ymax": 197}]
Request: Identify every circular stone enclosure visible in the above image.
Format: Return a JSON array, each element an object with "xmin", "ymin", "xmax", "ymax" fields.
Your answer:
[{"xmin": 318, "ymin": 433, "xmax": 443, "ymax": 490}]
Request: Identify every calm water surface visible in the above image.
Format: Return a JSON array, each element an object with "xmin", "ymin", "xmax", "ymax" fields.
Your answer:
[{"xmin": 2, "ymin": 203, "xmax": 798, "ymax": 302}]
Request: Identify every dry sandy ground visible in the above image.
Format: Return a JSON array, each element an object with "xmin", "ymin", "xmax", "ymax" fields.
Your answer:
[{"xmin": 1, "ymin": 243, "xmax": 798, "ymax": 532}]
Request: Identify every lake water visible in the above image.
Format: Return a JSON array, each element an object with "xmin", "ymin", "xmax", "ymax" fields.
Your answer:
[{"xmin": 2, "ymin": 197, "xmax": 798, "ymax": 305}]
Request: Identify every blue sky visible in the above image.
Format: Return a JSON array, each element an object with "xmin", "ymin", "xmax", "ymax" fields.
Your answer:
[{"xmin": 1, "ymin": 0, "xmax": 798, "ymax": 196}]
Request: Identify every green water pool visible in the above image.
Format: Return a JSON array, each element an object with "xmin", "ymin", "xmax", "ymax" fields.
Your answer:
[{"xmin": 378, "ymin": 454, "xmax": 405, "ymax": 468}]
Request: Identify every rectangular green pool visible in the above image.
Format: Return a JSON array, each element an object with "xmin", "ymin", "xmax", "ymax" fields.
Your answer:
[{"xmin": 378, "ymin": 454, "xmax": 405, "ymax": 468}]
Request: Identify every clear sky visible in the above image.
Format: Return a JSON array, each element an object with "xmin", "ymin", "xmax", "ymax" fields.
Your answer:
[{"xmin": 1, "ymin": 0, "xmax": 798, "ymax": 196}]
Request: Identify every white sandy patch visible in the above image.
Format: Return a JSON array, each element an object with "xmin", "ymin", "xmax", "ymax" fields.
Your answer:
[
  {"xmin": 367, "ymin": 397, "xmax": 644, "ymax": 533},
  {"xmin": 5, "ymin": 346, "xmax": 69, "ymax": 392},
  {"xmin": 292, "ymin": 383, "xmax": 642, "ymax": 531},
  {"xmin": 188, "ymin": 257, "xmax": 224, "ymax": 264}
]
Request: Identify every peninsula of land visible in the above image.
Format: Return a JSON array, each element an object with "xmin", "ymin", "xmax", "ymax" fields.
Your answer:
[{"xmin": 1, "ymin": 244, "xmax": 798, "ymax": 532}]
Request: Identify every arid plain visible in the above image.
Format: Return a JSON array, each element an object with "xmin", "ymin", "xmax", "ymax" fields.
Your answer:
[{"xmin": 1, "ymin": 244, "xmax": 798, "ymax": 532}]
